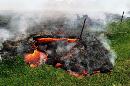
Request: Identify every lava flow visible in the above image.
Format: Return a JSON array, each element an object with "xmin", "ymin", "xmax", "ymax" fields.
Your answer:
[
  {"xmin": 24, "ymin": 49, "xmax": 48, "ymax": 68},
  {"xmin": 24, "ymin": 37, "xmax": 78, "ymax": 68},
  {"xmin": 35, "ymin": 38, "xmax": 78, "ymax": 43},
  {"xmin": 23, "ymin": 35, "xmax": 113, "ymax": 77}
]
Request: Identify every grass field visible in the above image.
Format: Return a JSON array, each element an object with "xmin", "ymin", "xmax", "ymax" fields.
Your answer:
[{"xmin": 0, "ymin": 20, "xmax": 130, "ymax": 86}]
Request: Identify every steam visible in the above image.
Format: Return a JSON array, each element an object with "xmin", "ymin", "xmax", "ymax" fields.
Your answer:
[
  {"xmin": 0, "ymin": 0, "xmax": 129, "ymax": 14},
  {"xmin": 99, "ymin": 34, "xmax": 117, "ymax": 65},
  {"xmin": 0, "ymin": 28, "xmax": 13, "ymax": 41}
]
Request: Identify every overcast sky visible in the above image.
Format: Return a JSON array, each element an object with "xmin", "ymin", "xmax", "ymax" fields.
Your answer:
[{"xmin": 0, "ymin": 0, "xmax": 129, "ymax": 14}]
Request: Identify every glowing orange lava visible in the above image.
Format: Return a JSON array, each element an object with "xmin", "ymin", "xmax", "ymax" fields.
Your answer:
[
  {"xmin": 24, "ymin": 49, "xmax": 48, "ymax": 68},
  {"xmin": 36, "ymin": 38, "xmax": 78, "ymax": 43}
]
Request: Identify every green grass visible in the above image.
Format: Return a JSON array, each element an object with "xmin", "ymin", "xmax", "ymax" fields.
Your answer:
[{"xmin": 0, "ymin": 20, "xmax": 130, "ymax": 86}]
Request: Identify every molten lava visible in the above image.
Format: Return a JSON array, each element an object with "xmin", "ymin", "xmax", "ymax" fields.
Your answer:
[
  {"xmin": 24, "ymin": 37, "xmax": 78, "ymax": 68},
  {"xmin": 24, "ymin": 49, "xmax": 48, "ymax": 68},
  {"xmin": 36, "ymin": 38, "xmax": 78, "ymax": 43},
  {"xmin": 23, "ymin": 36, "xmax": 112, "ymax": 77}
]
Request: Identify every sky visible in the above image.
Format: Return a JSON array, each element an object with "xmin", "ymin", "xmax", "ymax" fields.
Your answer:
[{"xmin": 0, "ymin": 0, "xmax": 129, "ymax": 15}]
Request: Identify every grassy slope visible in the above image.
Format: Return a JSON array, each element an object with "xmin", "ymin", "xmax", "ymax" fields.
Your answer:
[{"xmin": 0, "ymin": 20, "xmax": 130, "ymax": 86}]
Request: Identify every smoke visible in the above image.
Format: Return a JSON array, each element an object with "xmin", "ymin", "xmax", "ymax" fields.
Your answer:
[
  {"xmin": 0, "ymin": 0, "xmax": 129, "ymax": 37},
  {"xmin": 0, "ymin": 0, "xmax": 129, "ymax": 14},
  {"xmin": 0, "ymin": 28, "xmax": 13, "ymax": 41},
  {"xmin": 99, "ymin": 34, "xmax": 117, "ymax": 65}
]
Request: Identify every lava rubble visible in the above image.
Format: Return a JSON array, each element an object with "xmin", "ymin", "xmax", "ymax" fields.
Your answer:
[{"xmin": 0, "ymin": 32, "xmax": 113, "ymax": 77}]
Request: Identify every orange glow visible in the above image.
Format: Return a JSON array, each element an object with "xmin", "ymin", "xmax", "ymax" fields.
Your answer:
[
  {"xmin": 67, "ymin": 70, "xmax": 84, "ymax": 79},
  {"xmin": 36, "ymin": 38, "xmax": 78, "ymax": 43},
  {"xmin": 24, "ymin": 50, "xmax": 48, "ymax": 67},
  {"xmin": 30, "ymin": 64, "xmax": 37, "ymax": 68},
  {"xmin": 55, "ymin": 63, "xmax": 63, "ymax": 68}
]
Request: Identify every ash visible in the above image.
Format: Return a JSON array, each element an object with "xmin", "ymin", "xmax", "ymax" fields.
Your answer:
[{"xmin": 0, "ymin": 32, "xmax": 114, "ymax": 74}]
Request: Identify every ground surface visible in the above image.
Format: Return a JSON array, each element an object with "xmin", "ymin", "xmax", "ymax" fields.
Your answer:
[{"xmin": 0, "ymin": 20, "xmax": 130, "ymax": 86}]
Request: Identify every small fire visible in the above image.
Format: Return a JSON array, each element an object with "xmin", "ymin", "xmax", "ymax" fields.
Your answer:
[{"xmin": 24, "ymin": 49, "xmax": 48, "ymax": 68}]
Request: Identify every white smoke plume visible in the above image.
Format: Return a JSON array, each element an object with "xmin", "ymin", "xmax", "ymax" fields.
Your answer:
[
  {"xmin": 99, "ymin": 34, "xmax": 117, "ymax": 65},
  {"xmin": 0, "ymin": 0, "xmax": 129, "ymax": 14},
  {"xmin": 0, "ymin": 0, "xmax": 129, "ymax": 39}
]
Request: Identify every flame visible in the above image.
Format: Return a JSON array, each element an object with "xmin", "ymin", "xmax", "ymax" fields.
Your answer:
[
  {"xmin": 36, "ymin": 38, "xmax": 78, "ymax": 43},
  {"xmin": 24, "ymin": 49, "xmax": 48, "ymax": 67}
]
